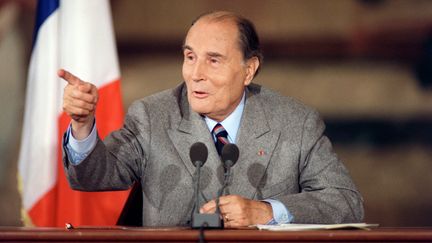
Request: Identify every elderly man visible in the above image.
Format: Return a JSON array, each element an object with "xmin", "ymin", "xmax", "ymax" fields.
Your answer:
[{"xmin": 60, "ymin": 11, "xmax": 363, "ymax": 227}]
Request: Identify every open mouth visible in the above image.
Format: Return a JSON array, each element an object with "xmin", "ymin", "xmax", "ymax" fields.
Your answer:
[{"xmin": 193, "ymin": 91, "xmax": 209, "ymax": 98}]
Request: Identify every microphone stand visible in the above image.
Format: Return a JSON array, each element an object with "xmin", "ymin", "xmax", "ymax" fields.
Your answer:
[
  {"xmin": 215, "ymin": 143, "xmax": 239, "ymax": 226},
  {"xmin": 194, "ymin": 160, "xmax": 202, "ymax": 216},
  {"xmin": 215, "ymin": 159, "xmax": 232, "ymax": 218},
  {"xmin": 192, "ymin": 160, "xmax": 222, "ymax": 229},
  {"xmin": 220, "ymin": 160, "xmax": 233, "ymax": 195}
]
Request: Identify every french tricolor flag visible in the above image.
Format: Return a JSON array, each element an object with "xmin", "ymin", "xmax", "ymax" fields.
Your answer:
[{"xmin": 18, "ymin": 0, "xmax": 129, "ymax": 226}]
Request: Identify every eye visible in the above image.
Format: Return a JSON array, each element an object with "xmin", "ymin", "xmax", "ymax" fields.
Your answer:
[
  {"xmin": 184, "ymin": 52, "xmax": 195, "ymax": 62},
  {"xmin": 209, "ymin": 56, "xmax": 222, "ymax": 66}
]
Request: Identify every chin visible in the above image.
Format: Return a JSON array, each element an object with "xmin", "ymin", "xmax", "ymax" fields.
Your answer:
[
  {"xmin": 190, "ymin": 106, "xmax": 210, "ymax": 115},
  {"xmin": 189, "ymin": 98, "xmax": 209, "ymax": 113}
]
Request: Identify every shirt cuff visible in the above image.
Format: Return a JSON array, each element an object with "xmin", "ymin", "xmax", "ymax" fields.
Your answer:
[
  {"xmin": 65, "ymin": 122, "xmax": 97, "ymax": 165},
  {"xmin": 68, "ymin": 121, "xmax": 97, "ymax": 154},
  {"xmin": 263, "ymin": 199, "xmax": 294, "ymax": 225}
]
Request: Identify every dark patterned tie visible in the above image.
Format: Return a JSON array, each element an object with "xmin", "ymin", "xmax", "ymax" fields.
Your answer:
[{"xmin": 212, "ymin": 123, "xmax": 229, "ymax": 155}]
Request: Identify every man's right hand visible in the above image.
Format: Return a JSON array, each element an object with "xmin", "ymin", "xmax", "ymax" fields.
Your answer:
[{"xmin": 58, "ymin": 69, "xmax": 98, "ymax": 140}]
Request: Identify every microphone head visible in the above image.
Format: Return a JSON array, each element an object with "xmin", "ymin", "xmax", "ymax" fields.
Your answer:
[
  {"xmin": 221, "ymin": 143, "xmax": 239, "ymax": 167},
  {"xmin": 189, "ymin": 142, "xmax": 208, "ymax": 167}
]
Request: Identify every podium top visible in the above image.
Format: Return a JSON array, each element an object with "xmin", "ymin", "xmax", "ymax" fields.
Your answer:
[{"xmin": 1, "ymin": 227, "xmax": 432, "ymax": 242}]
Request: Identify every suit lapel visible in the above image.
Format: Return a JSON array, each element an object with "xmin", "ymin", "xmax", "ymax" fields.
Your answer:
[
  {"xmin": 167, "ymin": 87, "xmax": 223, "ymax": 202},
  {"xmin": 168, "ymin": 84, "xmax": 280, "ymax": 203},
  {"xmin": 229, "ymin": 86, "xmax": 281, "ymax": 200}
]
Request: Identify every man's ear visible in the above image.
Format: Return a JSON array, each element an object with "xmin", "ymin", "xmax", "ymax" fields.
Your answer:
[{"xmin": 244, "ymin": 57, "xmax": 260, "ymax": 86}]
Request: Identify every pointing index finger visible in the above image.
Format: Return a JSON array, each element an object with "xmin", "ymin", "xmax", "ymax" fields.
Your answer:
[{"xmin": 58, "ymin": 69, "xmax": 81, "ymax": 85}]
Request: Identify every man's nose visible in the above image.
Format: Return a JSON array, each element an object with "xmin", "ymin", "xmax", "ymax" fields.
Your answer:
[{"xmin": 191, "ymin": 60, "xmax": 206, "ymax": 81}]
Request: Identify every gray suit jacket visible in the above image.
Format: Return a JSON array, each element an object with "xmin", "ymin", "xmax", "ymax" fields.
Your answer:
[{"xmin": 64, "ymin": 82, "xmax": 364, "ymax": 226}]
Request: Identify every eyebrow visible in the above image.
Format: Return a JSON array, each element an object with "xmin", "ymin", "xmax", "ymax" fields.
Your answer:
[
  {"xmin": 182, "ymin": 45, "xmax": 192, "ymax": 51},
  {"xmin": 182, "ymin": 45, "xmax": 226, "ymax": 59}
]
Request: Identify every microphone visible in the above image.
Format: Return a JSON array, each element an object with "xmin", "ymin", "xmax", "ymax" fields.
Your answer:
[
  {"xmin": 216, "ymin": 143, "xmax": 240, "ymax": 222},
  {"xmin": 190, "ymin": 142, "xmax": 208, "ymax": 216},
  {"xmin": 190, "ymin": 142, "xmax": 222, "ymax": 229},
  {"xmin": 220, "ymin": 143, "xmax": 239, "ymax": 195},
  {"xmin": 221, "ymin": 143, "xmax": 239, "ymax": 173},
  {"xmin": 190, "ymin": 142, "xmax": 208, "ymax": 168}
]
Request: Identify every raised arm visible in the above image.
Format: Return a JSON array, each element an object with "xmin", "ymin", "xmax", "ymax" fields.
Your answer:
[{"xmin": 58, "ymin": 69, "xmax": 98, "ymax": 139}]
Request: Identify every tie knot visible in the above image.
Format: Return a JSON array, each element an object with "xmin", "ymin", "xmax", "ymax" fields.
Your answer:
[
  {"xmin": 213, "ymin": 123, "xmax": 228, "ymax": 139},
  {"xmin": 213, "ymin": 123, "xmax": 229, "ymax": 155}
]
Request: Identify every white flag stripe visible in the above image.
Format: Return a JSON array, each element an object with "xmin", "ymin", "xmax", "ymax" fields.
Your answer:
[
  {"xmin": 18, "ymin": 10, "xmax": 59, "ymax": 210},
  {"xmin": 60, "ymin": 0, "xmax": 120, "ymax": 87},
  {"xmin": 19, "ymin": 0, "xmax": 121, "ymax": 213}
]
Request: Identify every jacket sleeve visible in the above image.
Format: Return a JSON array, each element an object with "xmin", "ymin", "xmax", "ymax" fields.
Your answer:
[
  {"xmin": 63, "ymin": 100, "xmax": 149, "ymax": 191},
  {"xmin": 276, "ymin": 110, "xmax": 364, "ymax": 224}
]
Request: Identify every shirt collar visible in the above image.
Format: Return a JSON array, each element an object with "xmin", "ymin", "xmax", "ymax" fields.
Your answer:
[{"xmin": 204, "ymin": 92, "xmax": 245, "ymax": 143}]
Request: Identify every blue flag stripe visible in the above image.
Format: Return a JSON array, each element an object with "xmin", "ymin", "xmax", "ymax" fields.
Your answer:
[{"xmin": 32, "ymin": 0, "xmax": 60, "ymax": 47}]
